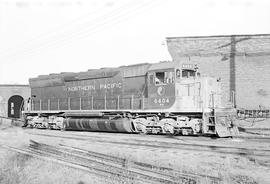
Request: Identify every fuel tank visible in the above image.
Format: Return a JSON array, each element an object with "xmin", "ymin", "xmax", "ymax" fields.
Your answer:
[{"xmin": 63, "ymin": 118, "xmax": 136, "ymax": 133}]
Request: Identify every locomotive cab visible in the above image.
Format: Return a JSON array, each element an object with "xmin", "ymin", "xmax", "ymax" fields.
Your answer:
[
  {"xmin": 147, "ymin": 62, "xmax": 176, "ymax": 109},
  {"xmin": 176, "ymin": 64, "xmax": 200, "ymax": 79},
  {"xmin": 146, "ymin": 62, "xmax": 221, "ymax": 111},
  {"xmin": 173, "ymin": 63, "xmax": 234, "ymax": 136},
  {"xmin": 145, "ymin": 62, "xmax": 227, "ymax": 136},
  {"xmin": 174, "ymin": 63, "xmax": 222, "ymax": 112}
]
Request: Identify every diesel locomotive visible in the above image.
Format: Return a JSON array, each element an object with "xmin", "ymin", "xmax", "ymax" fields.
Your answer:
[{"xmin": 22, "ymin": 61, "xmax": 237, "ymax": 137}]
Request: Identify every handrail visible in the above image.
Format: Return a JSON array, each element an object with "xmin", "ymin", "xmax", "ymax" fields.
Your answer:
[
  {"xmin": 25, "ymin": 94, "xmax": 221, "ymax": 112},
  {"xmin": 237, "ymin": 109, "xmax": 270, "ymax": 119},
  {"xmin": 28, "ymin": 95, "xmax": 145, "ymax": 111}
]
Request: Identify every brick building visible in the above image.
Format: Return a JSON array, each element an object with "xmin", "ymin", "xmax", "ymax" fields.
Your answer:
[
  {"xmin": 166, "ymin": 34, "xmax": 270, "ymax": 109},
  {"xmin": 0, "ymin": 85, "xmax": 30, "ymax": 118}
]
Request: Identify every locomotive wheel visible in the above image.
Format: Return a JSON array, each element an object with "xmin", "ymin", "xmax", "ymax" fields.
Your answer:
[
  {"xmin": 173, "ymin": 130, "xmax": 179, "ymax": 136},
  {"xmin": 132, "ymin": 118, "xmax": 148, "ymax": 134},
  {"xmin": 138, "ymin": 125, "xmax": 148, "ymax": 134},
  {"xmin": 160, "ymin": 118, "xmax": 176, "ymax": 135}
]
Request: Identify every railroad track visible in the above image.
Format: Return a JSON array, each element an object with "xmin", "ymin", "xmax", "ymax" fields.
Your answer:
[
  {"xmin": 0, "ymin": 142, "xmax": 178, "ymax": 184},
  {"xmin": 27, "ymin": 131, "xmax": 270, "ymax": 158},
  {"xmin": 29, "ymin": 141, "xmax": 180, "ymax": 184},
  {"xmin": 0, "ymin": 116, "xmax": 24, "ymax": 122},
  {"xmin": 58, "ymin": 143, "xmax": 221, "ymax": 182},
  {"xmin": 28, "ymin": 140, "xmax": 221, "ymax": 184},
  {"xmin": 0, "ymin": 140, "xmax": 222, "ymax": 184},
  {"xmin": 238, "ymin": 128, "xmax": 270, "ymax": 136},
  {"xmin": 6, "ymin": 116, "xmax": 270, "ymax": 143}
]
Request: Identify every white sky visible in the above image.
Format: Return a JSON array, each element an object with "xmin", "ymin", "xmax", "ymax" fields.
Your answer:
[{"xmin": 0, "ymin": 0, "xmax": 270, "ymax": 84}]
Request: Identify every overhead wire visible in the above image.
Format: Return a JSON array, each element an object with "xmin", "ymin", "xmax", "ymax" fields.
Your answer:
[
  {"xmin": 3, "ymin": 0, "xmax": 269, "ymax": 60},
  {"xmin": 1, "ymin": 0, "xmax": 140, "ymax": 59},
  {"xmin": 2, "ymin": 0, "xmax": 164, "ymax": 60},
  {"xmin": 0, "ymin": 0, "xmax": 128, "ymax": 55}
]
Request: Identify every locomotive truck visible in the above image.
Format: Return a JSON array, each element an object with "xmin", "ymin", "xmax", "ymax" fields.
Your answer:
[{"xmin": 22, "ymin": 61, "xmax": 237, "ymax": 137}]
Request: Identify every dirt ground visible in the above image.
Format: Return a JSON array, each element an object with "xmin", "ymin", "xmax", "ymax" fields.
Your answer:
[{"xmin": 0, "ymin": 118, "xmax": 270, "ymax": 184}]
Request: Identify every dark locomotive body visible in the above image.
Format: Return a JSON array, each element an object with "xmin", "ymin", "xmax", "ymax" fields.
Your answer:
[{"xmin": 23, "ymin": 61, "xmax": 237, "ymax": 137}]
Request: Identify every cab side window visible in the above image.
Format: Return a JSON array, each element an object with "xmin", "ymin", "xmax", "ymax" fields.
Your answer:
[
  {"xmin": 154, "ymin": 71, "xmax": 174, "ymax": 85},
  {"xmin": 155, "ymin": 72, "xmax": 165, "ymax": 85},
  {"xmin": 167, "ymin": 71, "xmax": 174, "ymax": 83}
]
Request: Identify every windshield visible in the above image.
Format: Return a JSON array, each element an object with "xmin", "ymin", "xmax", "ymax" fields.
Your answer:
[{"xmin": 182, "ymin": 70, "xmax": 196, "ymax": 78}]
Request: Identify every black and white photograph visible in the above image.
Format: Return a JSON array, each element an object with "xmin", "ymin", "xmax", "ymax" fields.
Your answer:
[{"xmin": 0, "ymin": 0, "xmax": 270, "ymax": 183}]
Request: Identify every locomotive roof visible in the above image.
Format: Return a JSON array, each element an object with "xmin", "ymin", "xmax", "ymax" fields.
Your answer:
[
  {"xmin": 29, "ymin": 61, "xmax": 177, "ymax": 85},
  {"xmin": 122, "ymin": 63, "xmax": 150, "ymax": 77},
  {"xmin": 148, "ymin": 61, "xmax": 178, "ymax": 71},
  {"xmin": 30, "ymin": 63, "xmax": 152, "ymax": 80}
]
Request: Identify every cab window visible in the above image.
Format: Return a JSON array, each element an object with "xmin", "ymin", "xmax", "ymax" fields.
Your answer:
[
  {"xmin": 155, "ymin": 72, "xmax": 165, "ymax": 84},
  {"xmin": 182, "ymin": 70, "xmax": 196, "ymax": 78},
  {"xmin": 154, "ymin": 71, "xmax": 174, "ymax": 85}
]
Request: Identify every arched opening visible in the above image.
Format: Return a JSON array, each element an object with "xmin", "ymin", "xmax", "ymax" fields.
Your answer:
[{"xmin": 8, "ymin": 95, "xmax": 24, "ymax": 118}]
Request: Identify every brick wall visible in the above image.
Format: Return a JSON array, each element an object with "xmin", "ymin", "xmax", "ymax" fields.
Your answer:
[
  {"xmin": 0, "ymin": 85, "xmax": 30, "ymax": 117},
  {"xmin": 235, "ymin": 55, "xmax": 270, "ymax": 109},
  {"xmin": 166, "ymin": 34, "xmax": 270, "ymax": 109}
]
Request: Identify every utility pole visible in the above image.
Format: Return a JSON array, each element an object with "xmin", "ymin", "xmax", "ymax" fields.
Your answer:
[
  {"xmin": 218, "ymin": 35, "xmax": 251, "ymax": 108},
  {"xmin": 229, "ymin": 35, "xmax": 236, "ymax": 107}
]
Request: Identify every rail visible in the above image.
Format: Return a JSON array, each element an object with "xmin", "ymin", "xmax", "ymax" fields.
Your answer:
[
  {"xmin": 0, "ymin": 115, "xmax": 24, "ymax": 127},
  {"xmin": 0, "ymin": 115, "xmax": 24, "ymax": 122}
]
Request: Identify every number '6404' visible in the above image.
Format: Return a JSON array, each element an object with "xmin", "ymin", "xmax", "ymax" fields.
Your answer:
[{"xmin": 154, "ymin": 98, "xmax": 169, "ymax": 104}]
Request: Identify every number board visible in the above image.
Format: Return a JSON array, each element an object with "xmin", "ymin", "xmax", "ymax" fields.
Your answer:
[{"xmin": 182, "ymin": 64, "xmax": 194, "ymax": 70}]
